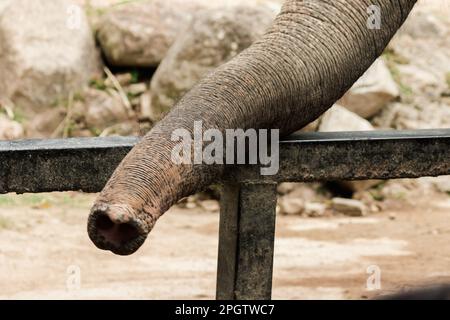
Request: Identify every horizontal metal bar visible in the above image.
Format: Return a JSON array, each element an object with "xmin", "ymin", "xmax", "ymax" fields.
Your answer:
[
  {"xmin": 0, "ymin": 137, "xmax": 139, "ymax": 194},
  {"xmin": 227, "ymin": 129, "xmax": 450, "ymax": 183},
  {"xmin": 0, "ymin": 129, "xmax": 449, "ymax": 193}
]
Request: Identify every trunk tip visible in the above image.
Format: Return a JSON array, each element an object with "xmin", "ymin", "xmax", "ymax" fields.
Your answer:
[{"xmin": 88, "ymin": 203, "xmax": 148, "ymax": 256}]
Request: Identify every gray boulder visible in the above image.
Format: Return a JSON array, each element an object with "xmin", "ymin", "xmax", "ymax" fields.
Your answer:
[
  {"xmin": 0, "ymin": 0, "xmax": 101, "ymax": 115},
  {"xmin": 149, "ymin": 5, "xmax": 275, "ymax": 119},
  {"xmin": 96, "ymin": 0, "xmax": 202, "ymax": 67},
  {"xmin": 337, "ymin": 59, "xmax": 400, "ymax": 119},
  {"xmin": 319, "ymin": 105, "xmax": 374, "ymax": 132},
  {"xmin": 319, "ymin": 105, "xmax": 382, "ymax": 193}
]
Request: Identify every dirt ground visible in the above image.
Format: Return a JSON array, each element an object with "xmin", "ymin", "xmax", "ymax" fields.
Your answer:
[{"xmin": 0, "ymin": 191, "xmax": 449, "ymax": 300}]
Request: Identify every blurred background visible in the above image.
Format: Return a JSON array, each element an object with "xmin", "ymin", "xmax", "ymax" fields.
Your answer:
[{"xmin": 0, "ymin": 0, "xmax": 449, "ymax": 299}]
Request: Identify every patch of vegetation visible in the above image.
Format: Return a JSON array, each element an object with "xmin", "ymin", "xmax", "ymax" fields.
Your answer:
[
  {"xmin": 0, "ymin": 103, "xmax": 27, "ymax": 124},
  {"xmin": 73, "ymin": 91, "xmax": 85, "ymax": 102},
  {"xmin": 0, "ymin": 194, "xmax": 48, "ymax": 207},
  {"xmin": 130, "ymin": 69, "xmax": 140, "ymax": 84},
  {"xmin": 89, "ymin": 78, "xmax": 107, "ymax": 91},
  {"xmin": 383, "ymin": 50, "xmax": 413, "ymax": 98},
  {"xmin": 383, "ymin": 48, "xmax": 410, "ymax": 65},
  {"xmin": 84, "ymin": 0, "xmax": 107, "ymax": 17},
  {"xmin": 446, "ymin": 72, "xmax": 450, "ymax": 89},
  {"xmin": 0, "ymin": 216, "xmax": 13, "ymax": 230},
  {"xmin": 0, "ymin": 196, "xmax": 16, "ymax": 206},
  {"xmin": 391, "ymin": 191, "xmax": 407, "ymax": 200},
  {"xmin": 12, "ymin": 108, "xmax": 26, "ymax": 124},
  {"xmin": 113, "ymin": 0, "xmax": 148, "ymax": 7},
  {"xmin": 369, "ymin": 183, "xmax": 386, "ymax": 202},
  {"xmin": 89, "ymin": 126, "xmax": 102, "ymax": 137},
  {"xmin": 0, "ymin": 193, "xmax": 94, "ymax": 209},
  {"xmin": 315, "ymin": 184, "xmax": 330, "ymax": 197}
]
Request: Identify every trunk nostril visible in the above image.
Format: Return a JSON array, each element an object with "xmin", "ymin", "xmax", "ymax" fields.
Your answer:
[
  {"xmin": 117, "ymin": 222, "xmax": 141, "ymax": 243},
  {"xmin": 88, "ymin": 207, "xmax": 148, "ymax": 256},
  {"xmin": 95, "ymin": 213, "xmax": 140, "ymax": 246},
  {"xmin": 95, "ymin": 213, "xmax": 115, "ymax": 231}
]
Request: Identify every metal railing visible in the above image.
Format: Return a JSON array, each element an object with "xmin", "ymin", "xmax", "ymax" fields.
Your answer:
[{"xmin": 1, "ymin": 129, "xmax": 449, "ymax": 299}]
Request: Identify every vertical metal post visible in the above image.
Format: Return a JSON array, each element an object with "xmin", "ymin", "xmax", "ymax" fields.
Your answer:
[{"xmin": 216, "ymin": 182, "xmax": 277, "ymax": 300}]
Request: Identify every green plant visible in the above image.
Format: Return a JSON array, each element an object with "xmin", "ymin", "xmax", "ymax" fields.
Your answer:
[
  {"xmin": 89, "ymin": 78, "xmax": 107, "ymax": 91},
  {"xmin": 130, "ymin": 69, "xmax": 140, "ymax": 84},
  {"xmin": 0, "ymin": 216, "xmax": 13, "ymax": 230}
]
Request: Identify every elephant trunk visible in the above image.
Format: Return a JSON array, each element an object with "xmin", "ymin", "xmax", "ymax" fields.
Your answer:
[{"xmin": 88, "ymin": 0, "xmax": 417, "ymax": 255}]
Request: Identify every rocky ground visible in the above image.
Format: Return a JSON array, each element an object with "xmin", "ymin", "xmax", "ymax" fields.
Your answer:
[{"xmin": 0, "ymin": 0, "xmax": 449, "ymax": 299}]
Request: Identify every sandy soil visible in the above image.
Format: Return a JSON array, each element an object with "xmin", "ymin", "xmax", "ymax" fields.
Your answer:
[{"xmin": 0, "ymin": 191, "xmax": 449, "ymax": 300}]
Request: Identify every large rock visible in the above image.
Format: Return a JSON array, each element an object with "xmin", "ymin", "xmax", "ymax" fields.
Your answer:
[
  {"xmin": 386, "ymin": 1, "xmax": 450, "ymax": 100},
  {"xmin": 149, "ymin": 5, "xmax": 275, "ymax": 119},
  {"xmin": 96, "ymin": 0, "xmax": 202, "ymax": 67},
  {"xmin": 337, "ymin": 59, "xmax": 399, "ymax": 119},
  {"xmin": 0, "ymin": 0, "xmax": 101, "ymax": 114},
  {"xmin": 319, "ymin": 105, "xmax": 374, "ymax": 132},
  {"xmin": 95, "ymin": 0, "xmax": 282, "ymax": 67},
  {"xmin": 319, "ymin": 105, "xmax": 382, "ymax": 192},
  {"xmin": 373, "ymin": 101, "xmax": 450, "ymax": 130},
  {"xmin": 397, "ymin": 5, "xmax": 448, "ymax": 39}
]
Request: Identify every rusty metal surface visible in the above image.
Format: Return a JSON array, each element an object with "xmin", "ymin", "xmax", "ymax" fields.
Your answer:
[{"xmin": 0, "ymin": 129, "xmax": 449, "ymax": 193}]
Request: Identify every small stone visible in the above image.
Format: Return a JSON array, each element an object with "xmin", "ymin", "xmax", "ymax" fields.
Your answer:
[
  {"xmin": 99, "ymin": 121, "xmax": 139, "ymax": 137},
  {"xmin": 304, "ymin": 202, "xmax": 327, "ymax": 217},
  {"xmin": 200, "ymin": 200, "xmax": 220, "ymax": 213},
  {"xmin": 287, "ymin": 184, "xmax": 319, "ymax": 200},
  {"xmin": 139, "ymin": 92, "xmax": 154, "ymax": 120},
  {"xmin": 431, "ymin": 229, "xmax": 440, "ymax": 235},
  {"xmin": 278, "ymin": 197, "xmax": 304, "ymax": 216},
  {"xmin": 126, "ymin": 83, "xmax": 147, "ymax": 96},
  {"xmin": 277, "ymin": 183, "xmax": 304, "ymax": 195},
  {"xmin": 369, "ymin": 203, "xmax": 381, "ymax": 213},
  {"xmin": 331, "ymin": 198, "xmax": 367, "ymax": 217},
  {"xmin": 0, "ymin": 115, "xmax": 24, "ymax": 140},
  {"xmin": 185, "ymin": 202, "xmax": 197, "ymax": 209},
  {"xmin": 84, "ymin": 88, "xmax": 130, "ymax": 130},
  {"xmin": 104, "ymin": 73, "xmax": 133, "ymax": 87}
]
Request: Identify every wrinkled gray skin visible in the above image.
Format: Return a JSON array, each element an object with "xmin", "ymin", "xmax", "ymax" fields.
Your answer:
[{"xmin": 88, "ymin": 0, "xmax": 417, "ymax": 255}]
